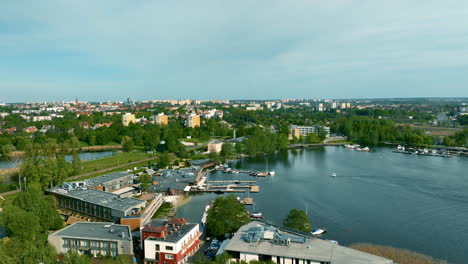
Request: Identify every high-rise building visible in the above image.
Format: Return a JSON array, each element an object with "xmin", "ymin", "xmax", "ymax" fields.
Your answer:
[
  {"xmin": 155, "ymin": 113, "xmax": 168, "ymax": 125},
  {"xmin": 122, "ymin": 113, "xmax": 136, "ymax": 126},
  {"xmin": 186, "ymin": 114, "xmax": 200, "ymax": 128}
]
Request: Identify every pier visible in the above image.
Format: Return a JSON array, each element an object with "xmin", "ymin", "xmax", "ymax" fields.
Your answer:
[{"xmin": 243, "ymin": 197, "xmax": 253, "ymax": 205}]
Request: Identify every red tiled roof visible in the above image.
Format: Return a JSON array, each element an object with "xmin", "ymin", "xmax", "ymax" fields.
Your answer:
[
  {"xmin": 168, "ymin": 218, "xmax": 188, "ymax": 226},
  {"xmin": 143, "ymin": 226, "xmax": 167, "ymax": 233}
]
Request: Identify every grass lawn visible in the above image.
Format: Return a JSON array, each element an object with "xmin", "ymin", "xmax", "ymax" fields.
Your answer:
[
  {"xmin": 78, "ymin": 150, "xmax": 153, "ymax": 174},
  {"xmin": 71, "ymin": 160, "xmax": 155, "ymax": 181},
  {"xmin": 404, "ymin": 124, "xmax": 463, "ymax": 137},
  {"xmin": 152, "ymin": 202, "xmax": 174, "ymax": 219}
]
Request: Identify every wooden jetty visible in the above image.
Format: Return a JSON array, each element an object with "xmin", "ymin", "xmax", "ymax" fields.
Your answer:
[
  {"xmin": 207, "ymin": 180, "xmax": 256, "ymax": 183},
  {"xmin": 243, "ymin": 197, "xmax": 253, "ymax": 205},
  {"xmin": 250, "ymin": 186, "xmax": 259, "ymax": 193}
]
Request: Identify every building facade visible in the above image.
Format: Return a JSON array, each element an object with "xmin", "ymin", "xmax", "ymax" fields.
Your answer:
[
  {"xmin": 289, "ymin": 125, "xmax": 331, "ymax": 139},
  {"xmin": 207, "ymin": 141, "xmax": 224, "ymax": 153},
  {"xmin": 122, "ymin": 113, "xmax": 136, "ymax": 126},
  {"xmin": 48, "ymin": 222, "xmax": 133, "ymax": 257},
  {"xmin": 186, "ymin": 114, "xmax": 200, "ymax": 128},
  {"xmin": 155, "ymin": 113, "xmax": 169, "ymax": 125},
  {"xmin": 142, "ymin": 218, "xmax": 201, "ymax": 264}
]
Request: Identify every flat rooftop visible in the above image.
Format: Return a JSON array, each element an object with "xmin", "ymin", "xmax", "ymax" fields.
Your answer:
[
  {"xmin": 48, "ymin": 187, "xmax": 145, "ymax": 212},
  {"xmin": 225, "ymin": 222, "xmax": 393, "ymax": 264},
  {"xmin": 86, "ymin": 171, "xmax": 132, "ymax": 186},
  {"xmin": 50, "ymin": 222, "xmax": 132, "ymax": 242}
]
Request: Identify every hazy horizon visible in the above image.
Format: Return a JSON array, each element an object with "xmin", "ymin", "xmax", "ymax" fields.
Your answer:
[{"xmin": 2, "ymin": 1, "xmax": 468, "ymax": 102}]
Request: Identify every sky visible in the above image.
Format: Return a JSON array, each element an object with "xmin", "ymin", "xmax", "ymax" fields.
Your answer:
[{"xmin": 1, "ymin": 0, "xmax": 468, "ymax": 102}]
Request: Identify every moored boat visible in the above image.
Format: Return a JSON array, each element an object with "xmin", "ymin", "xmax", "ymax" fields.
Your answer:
[
  {"xmin": 311, "ymin": 228, "xmax": 327, "ymax": 236},
  {"xmin": 250, "ymin": 212, "xmax": 263, "ymax": 219}
]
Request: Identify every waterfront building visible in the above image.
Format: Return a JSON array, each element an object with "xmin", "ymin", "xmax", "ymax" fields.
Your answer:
[
  {"xmin": 223, "ymin": 221, "xmax": 394, "ymax": 264},
  {"xmin": 48, "ymin": 222, "xmax": 133, "ymax": 257},
  {"xmin": 142, "ymin": 218, "xmax": 202, "ymax": 264},
  {"xmin": 186, "ymin": 114, "xmax": 200, "ymax": 128},
  {"xmin": 47, "ymin": 176, "xmax": 163, "ymax": 230},
  {"xmin": 155, "ymin": 113, "xmax": 169, "ymax": 125},
  {"xmin": 207, "ymin": 141, "xmax": 224, "ymax": 153},
  {"xmin": 289, "ymin": 125, "xmax": 330, "ymax": 139},
  {"xmin": 85, "ymin": 171, "xmax": 134, "ymax": 192},
  {"xmin": 122, "ymin": 113, "xmax": 136, "ymax": 126}
]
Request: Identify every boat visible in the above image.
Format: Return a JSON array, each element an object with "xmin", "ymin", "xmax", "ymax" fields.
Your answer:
[
  {"xmin": 269, "ymin": 170, "xmax": 276, "ymax": 176},
  {"xmin": 356, "ymin": 147, "xmax": 370, "ymax": 152},
  {"xmin": 311, "ymin": 228, "xmax": 327, "ymax": 236},
  {"xmin": 250, "ymin": 212, "xmax": 263, "ymax": 219},
  {"xmin": 330, "ymin": 173, "xmax": 336, "ymax": 177},
  {"xmin": 257, "ymin": 172, "xmax": 268, "ymax": 177},
  {"xmin": 344, "ymin": 144, "xmax": 360, "ymax": 149}
]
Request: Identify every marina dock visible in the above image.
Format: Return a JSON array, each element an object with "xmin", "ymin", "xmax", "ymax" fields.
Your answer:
[{"xmin": 243, "ymin": 197, "xmax": 253, "ymax": 205}]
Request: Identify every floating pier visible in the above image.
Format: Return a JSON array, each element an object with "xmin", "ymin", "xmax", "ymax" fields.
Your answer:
[{"xmin": 243, "ymin": 197, "xmax": 253, "ymax": 205}]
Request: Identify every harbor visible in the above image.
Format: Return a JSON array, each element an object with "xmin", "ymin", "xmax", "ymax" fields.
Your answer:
[
  {"xmin": 393, "ymin": 145, "xmax": 458, "ymax": 157},
  {"xmin": 176, "ymin": 146, "xmax": 468, "ymax": 264}
]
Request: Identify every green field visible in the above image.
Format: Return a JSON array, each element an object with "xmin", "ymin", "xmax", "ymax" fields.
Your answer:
[
  {"xmin": 151, "ymin": 202, "xmax": 174, "ymax": 219},
  {"xmin": 78, "ymin": 150, "xmax": 153, "ymax": 174}
]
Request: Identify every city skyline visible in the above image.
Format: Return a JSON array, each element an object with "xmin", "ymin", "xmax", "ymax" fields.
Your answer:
[{"xmin": 2, "ymin": 0, "xmax": 468, "ymax": 102}]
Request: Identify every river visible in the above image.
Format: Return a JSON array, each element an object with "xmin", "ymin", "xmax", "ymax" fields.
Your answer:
[
  {"xmin": 176, "ymin": 146, "xmax": 468, "ymax": 264},
  {"xmin": 0, "ymin": 151, "xmax": 115, "ymax": 169}
]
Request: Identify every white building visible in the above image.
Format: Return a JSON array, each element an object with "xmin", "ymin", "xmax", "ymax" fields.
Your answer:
[
  {"xmin": 142, "ymin": 218, "xmax": 201, "ymax": 264},
  {"xmin": 224, "ymin": 222, "xmax": 393, "ymax": 264}
]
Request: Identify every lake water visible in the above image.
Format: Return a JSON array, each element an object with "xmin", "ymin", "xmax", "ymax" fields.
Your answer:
[
  {"xmin": 0, "ymin": 151, "xmax": 115, "ymax": 169},
  {"xmin": 176, "ymin": 147, "xmax": 468, "ymax": 264}
]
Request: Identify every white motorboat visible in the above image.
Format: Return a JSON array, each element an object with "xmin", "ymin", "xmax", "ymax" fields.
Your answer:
[
  {"xmin": 311, "ymin": 228, "xmax": 327, "ymax": 236},
  {"xmin": 330, "ymin": 173, "xmax": 337, "ymax": 177}
]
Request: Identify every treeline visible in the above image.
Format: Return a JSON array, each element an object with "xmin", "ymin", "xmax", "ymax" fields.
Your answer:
[
  {"xmin": 0, "ymin": 117, "xmax": 233, "ymax": 157},
  {"xmin": 0, "ymin": 184, "xmax": 63, "ymax": 263},
  {"xmin": 334, "ymin": 117, "xmax": 433, "ymax": 146},
  {"xmin": 443, "ymin": 128, "xmax": 468, "ymax": 147}
]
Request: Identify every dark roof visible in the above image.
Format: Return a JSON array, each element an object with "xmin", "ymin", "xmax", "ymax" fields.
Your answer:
[
  {"xmin": 86, "ymin": 171, "xmax": 133, "ymax": 186},
  {"xmin": 50, "ymin": 222, "xmax": 132, "ymax": 242},
  {"xmin": 168, "ymin": 218, "xmax": 188, "ymax": 226},
  {"xmin": 47, "ymin": 187, "xmax": 145, "ymax": 213}
]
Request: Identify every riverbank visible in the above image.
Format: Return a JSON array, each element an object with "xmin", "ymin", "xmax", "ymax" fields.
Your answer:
[{"xmin": 349, "ymin": 243, "xmax": 448, "ymax": 264}]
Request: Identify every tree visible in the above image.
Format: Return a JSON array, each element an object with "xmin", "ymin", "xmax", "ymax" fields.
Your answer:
[
  {"xmin": 71, "ymin": 151, "xmax": 82, "ymax": 175},
  {"xmin": 283, "ymin": 209, "xmax": 311, "ymax": 233},
  {"xmin": 105, "ymin": 255, "xmax": 133, "ymax": 264},
  {"xmin": 2, "ymin": 205, "xmax": 41, "ymax": 241},
  {"xmin": 139, "ymin": 173, "xmax": 151, "ymax": 191},
  {"xmin": 206, "ymin": 195, "xmax": 251, "ymax": 238},
  {"xmin": 121, "ymin": 136, "xmax": 135, "ymax": 152},
  {"xmin": 1, "ymin": 144, "xmax": 15, "ymax": 156},
  {"xmin": 62, "ymin": 250, "xmax": 91, "ymax": 264},
  {"xmin": 220, "ymin": 142, "xmax": 234, "ymax": 158}
]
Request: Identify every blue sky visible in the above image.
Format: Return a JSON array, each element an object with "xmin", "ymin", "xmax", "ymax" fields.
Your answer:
[{"xmin": 1, "ymin": 0, "xmax": 468, "ymax": 102}]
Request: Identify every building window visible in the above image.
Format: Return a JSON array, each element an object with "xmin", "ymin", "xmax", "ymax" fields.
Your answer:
[
  {"xmin": 155, "ymin": 244, "xmax": 160, "ymax": 251},
  {"xmin": 165, "ymin": 246, "xmax": 173, "ymax": 251},
  {"xmin": 165, "ymin": 254, "xmax": 174, "ymax": 260}
]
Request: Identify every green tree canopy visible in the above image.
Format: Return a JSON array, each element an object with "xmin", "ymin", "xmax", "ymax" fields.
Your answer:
[
  {"xmin": 206, "ymin": 195, "xmax": 251, "ymax": 238},
  {"xmin": 283, "ymin": 209, "xmax": 311, "ymax": 233}
]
